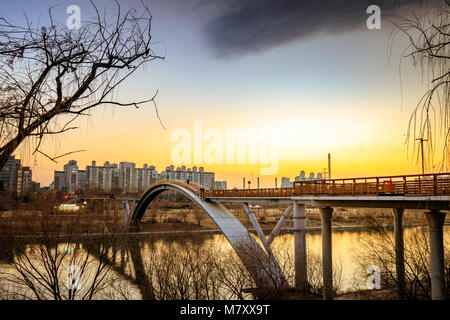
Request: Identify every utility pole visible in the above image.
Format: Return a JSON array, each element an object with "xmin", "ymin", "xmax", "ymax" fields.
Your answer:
[
  {"xmin": 328, "ymin": 153, "xmax": 331, "ymax": 180},
  {"xmin": 416, "ymin": 138, "xmax": 428, "ymax": 174}
]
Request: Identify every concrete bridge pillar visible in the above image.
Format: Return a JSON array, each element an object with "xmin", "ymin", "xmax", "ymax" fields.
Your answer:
[
  {"xmin": 122, "ymin": 199, "xmax": 131, "ymax": 231},
  {"xmin": 425, "ymin": 210, "xmax": 447, "ymax": 300},
  {"xmin": 319, "ymin": 207, "xmax": 333, "ymax": 300},
  {"xmin": 293, "ymin": 202, "xmax": 307, "ymax": 293},
  {"xmin": 392, "ymin": 208, "xmax": 406, "ymax": 299}
]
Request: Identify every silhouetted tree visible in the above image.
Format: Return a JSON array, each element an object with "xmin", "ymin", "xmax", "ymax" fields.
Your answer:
[
  {"xmin": 355, "ymin": 215, "xmax": 450, "ymax": 300},
  {"xmin": 0, "ymin": 1, "xmax": 163, "ymax": 169},
  {"xmin": 0, "ymin": 211, "xmax": 122, "ymax": 300}
]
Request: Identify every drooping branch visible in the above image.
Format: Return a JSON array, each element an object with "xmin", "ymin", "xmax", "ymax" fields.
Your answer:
[{"xmin": 393, "ymin": 1, "xmax": 449, "ymax": 171}]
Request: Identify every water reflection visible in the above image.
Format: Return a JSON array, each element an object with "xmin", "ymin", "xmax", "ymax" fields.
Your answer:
[{"xmin": 0, "ymin": 226, "xmax": 448, "ymax": 299}]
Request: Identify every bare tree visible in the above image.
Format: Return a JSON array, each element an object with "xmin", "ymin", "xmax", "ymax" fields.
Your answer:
[
  {"xmin": 138, "ymin": 234, "xmax": 227, "ymax": 300},
  {"xmin": 394, "ymin": 1, "xmax": 449, "ymax": 170},
  {"xmin": 354, "ymin": 215, "xmax": 450, "ymax": 300},
  {"xmin": 0, "ymin": 0, "xmax": 163, "ymax": 169},
  {"xmin": 0, "ymin": 211, "xmax": 122, "ymax": 300}
]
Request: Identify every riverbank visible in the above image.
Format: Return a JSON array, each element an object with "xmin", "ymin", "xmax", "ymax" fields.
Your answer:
[
  {"xmin": 4, "ymin": 222, "xmax": 443, "ymax": 241},
  {"xmin": 1, "ymin": 206, "xmax": 448, "ymax": 237},
  {"xmin": 123, "ymin": 222, "xmax": 434, "ymax": 237}
]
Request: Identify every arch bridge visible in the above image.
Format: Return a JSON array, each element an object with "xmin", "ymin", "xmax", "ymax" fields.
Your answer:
[
  {"xmin": 128, "ymin": 173, "xmax": 450, "ymax": 300},
  {"xmin": 128, "ymin": 180, "xmax": 288, "ymax": 293}
]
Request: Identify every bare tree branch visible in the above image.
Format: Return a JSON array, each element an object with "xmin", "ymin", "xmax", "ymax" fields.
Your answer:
[
  {"xmin": 36, "ymin": 149, "xmax": 86, "ymax": 164},
  {"xmin": 0, "ymin": 1, "xmax": 164, "ymax": 169},
  {"xmin": 393, "ymin": 1, "xmax": 449, "ymax": 171}
]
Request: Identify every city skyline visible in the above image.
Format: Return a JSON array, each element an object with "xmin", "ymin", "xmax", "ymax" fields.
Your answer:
[
  {"xmin": 3, "ymin": 152, "xmax": 331, "ymax": 191},
  {"xmin": 0, "ymin": 155, "xmax": 40, "ymax": 196},
  {"xmin": 51, "ymin": 158, "xmax": 223, "ymax": 193},
  {"xmin": 47, "ymin": 157, "xmax": 327, "ymax": 192}
]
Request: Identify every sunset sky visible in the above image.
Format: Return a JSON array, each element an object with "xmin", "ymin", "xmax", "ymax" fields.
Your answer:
[{"xmin": 2, "ymin": 0, "xmax": 437, "ymax": 188}]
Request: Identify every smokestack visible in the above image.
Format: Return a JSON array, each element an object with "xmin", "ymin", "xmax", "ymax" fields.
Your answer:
[
  {"xmin": 275, "ymin": 177, "xmax": 278, "ymax": 188},
  {"xmin": 257, "ymin": 177, "xmax": 260, "ymax": 189},
  {"xmin": 243, "ymin": 177, "xmax": 245, "ymax": 190},
  {"xmin": 328, "ymin": 153, "xmax": 331, "ymax": 180}
]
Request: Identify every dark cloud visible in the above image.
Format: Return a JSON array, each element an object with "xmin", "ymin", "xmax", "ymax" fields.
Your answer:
[{"xmin": 204, "ymin": 0, "xmax": 437, "ymax": 58}]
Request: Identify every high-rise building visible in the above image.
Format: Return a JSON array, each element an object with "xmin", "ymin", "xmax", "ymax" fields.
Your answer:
[
  {"xmin": 31, "ymin": 181, "xmax": 41, "ymax": 193},
  {"xmin": 292, "ymin": 170, "xmax": 324, "ymax": 183},
  {"xmin": 136, "ymin": 164, "xmax": 157, "ymax": 192},
  {"xmin": 78, "ymin": 170, "xmax": 87, "ymax": 190},
  {"xmin": 281, "ymin": 177, "xmax": 293, "ymax": 188},
  {"xmin": 201, "ymin": 172, "xmax": 215, "ymax": 189},
  {"xmin": 86, "ymin": 160, "xmax": 99, "ymax": 190},
  {"xmin": 213, "ymin": 181, "xmax": 227, "ymax": 190},
  {"xmin": 295, "ymin": 170, "xmax": 306, "ymax": 181},
  {"xmin": 84, "ymin": 161, "xmax": 119, "ymax": 191},
  {"xmin": 158, "ymin": 165, "xmax": 215, "ymax": 189},
  {"xmin": 0, "ymin": 156, "xmax": 17, "ymax": 193},
  {"xmin": 119, "ymin": 162, "xmax": 137, "ymax": 193},
  {"xmin": 16, "ymin": 166, "xmax": 32, "ymax": 196},
  {"xmin": 53, "ymin": 171, "xmax": 65, "ymax": 192},
  {"xmin": 1, "ymin": 155, "xmax": 37, "ymax": 196},
  {"xmin": 102, "ymin": 162, "xmax": 119, "ymax": 191},
  {"xmin": 63, "ymin": 160, "xmax": 79, "ymax": 194}
]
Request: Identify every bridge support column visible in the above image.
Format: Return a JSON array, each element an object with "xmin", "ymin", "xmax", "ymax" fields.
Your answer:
[
  {"xmin": 392, "ymin": 208, "xmax": 406, "ymax": 299},
  {"xmin": 293, "ymin": 202, "xmax": 307, "ymax": 294},
  {"xmin": 122, "ymin": 199, "xmax": 131, "ymax": 231},
  {"xmin": 425, "ymin": 210, "xmax": 447, "ymax": 300},
  {"xmin": 319, "ymin": 207, "xmax": 333, "ymax": 300}
]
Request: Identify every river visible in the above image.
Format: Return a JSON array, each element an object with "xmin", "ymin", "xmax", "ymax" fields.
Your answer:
[{"xmin": 0, "ymin": 225, "xmax": 449, "ymax": 299}]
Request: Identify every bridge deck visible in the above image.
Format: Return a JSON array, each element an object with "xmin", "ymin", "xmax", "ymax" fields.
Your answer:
[
  {"xmin": 202, "ymin": 173, "xmax": 450, "ymax": 199},
  {"xmin": 80, "ymin": 174, "xmax": 450, "ymax": 210}
]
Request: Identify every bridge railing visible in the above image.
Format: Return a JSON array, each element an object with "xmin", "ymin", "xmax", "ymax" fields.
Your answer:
[
  {"xmin": 293, "ymin": 173, "xmax": 450, "ymax": 196},
  {"xmin": 157, "ymin": 179, "xmax": 205, "ymax": 195},
  {"xmin": 201, "ymin": 187, "xmax": 295, "ymax": 198},
  {"xmin": 201, "ymin": 173, "xmax": 450, "ymax": 198}
]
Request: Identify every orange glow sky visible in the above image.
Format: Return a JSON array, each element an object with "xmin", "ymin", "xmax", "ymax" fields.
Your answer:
[{"xmin": 6, "ymin": 0, "xmax": 438, "ymax": 188}]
